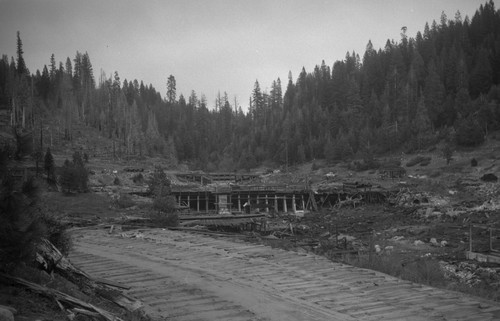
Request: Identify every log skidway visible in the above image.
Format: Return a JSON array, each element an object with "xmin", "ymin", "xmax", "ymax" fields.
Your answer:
[{"xmin": 69, "ymin": 229, "xmax": 500, "ymax": 321}]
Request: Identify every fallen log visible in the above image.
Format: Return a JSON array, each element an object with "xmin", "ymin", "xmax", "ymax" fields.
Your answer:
[
  {"xmin": 36, "ymin": 238, "xmax": 143, "ymax": 312},
  {"xmin": 0, "ymin": 273, "xmax": 123, "ymax": 321}
]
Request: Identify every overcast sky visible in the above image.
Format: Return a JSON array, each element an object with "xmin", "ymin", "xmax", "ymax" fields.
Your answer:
[{"xmin": 0, "ymin": 0, "xmax": 487, "ymax": 109}]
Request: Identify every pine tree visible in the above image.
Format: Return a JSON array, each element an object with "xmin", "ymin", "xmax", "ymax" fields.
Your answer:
[
  {"xmin": 166, "ymin": 75, "xmax": 176, "ymax": 104},
  {"xmin": 412, "ymin": 95, "xmax": 432, "ymax": 150},
  {"xmin": 16, "ymin": 31, "xmax": 27, "ymax": 75},
  {"xmin": 49, "ymin": 54, "xmax": 57, "ymax": 81},
  {"xmin": 470, "ymin": 48, "xmax": 493, "ymax": 98},
  {"xmin": 424, "ymin": 60, "xmax": 446, "ymax": 128},
  {"xmin": 65, "ymin": 57, "xmax": 73, "ymax": 78},
  {"xmin": 251, "ymin": 80, "xmax": 264, "ymax": 120}
]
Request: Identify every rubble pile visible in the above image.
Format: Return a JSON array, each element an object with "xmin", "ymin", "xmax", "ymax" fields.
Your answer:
[{"xmin": 441, "ymin": 261, "xmax": 500, "ymax": 287}]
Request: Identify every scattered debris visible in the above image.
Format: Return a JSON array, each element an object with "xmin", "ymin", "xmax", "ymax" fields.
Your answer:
[
  {"xmin": 472, "ymin": 199, "xmax": 500, "ymax": 211},
  {"xmin": 440, "ymin": 261, "xmax": 500, "ymax": 286},
  {"xmin": 0, "ymin": 273, "xmax": 124, "ymax": 321},
  {"xmin": 121, "ymin": 231, "xmax": 145, "ymax": 239},
  {"xmin": 36, "ymin": 238, "xmax": 143, "ymax": 313},
  {"xmin": 379, "ymin": 167, "xmax": 406, "ymax": 179}
]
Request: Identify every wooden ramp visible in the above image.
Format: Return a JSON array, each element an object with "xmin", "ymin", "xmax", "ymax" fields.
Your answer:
[{"xmin": 70, "ymin": 229, "xmax": 500, "ymax": 321}]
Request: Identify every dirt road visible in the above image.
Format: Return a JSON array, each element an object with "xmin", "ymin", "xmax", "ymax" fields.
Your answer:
[{"xmin": 69, "ymin": 228, "xmax": 500, "ymax": 321}]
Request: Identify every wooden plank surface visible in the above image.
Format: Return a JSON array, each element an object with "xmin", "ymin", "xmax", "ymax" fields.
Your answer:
[{"xmin": 70, "ymin": 228, "xmax": 500, "ymax": 321}]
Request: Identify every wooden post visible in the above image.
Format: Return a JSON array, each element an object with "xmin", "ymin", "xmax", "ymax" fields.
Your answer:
[
  {"xmin": 187, "ymin": 195, "xmax": 190, "ymax": 211},
  {"xmin": 274, "ymin": 195, "xmax": 279, "ymax": 213},
  {"xmin": 265, "ymin": 194, "xmax": 269, "ymax": 213},
  {"xmin": 205, "ymin": 192, "xmax": 209, "ymax": 212},
  {"xmin": 292, "ymin": 194, "xmax": 296, "ymax": 213},
  {"xmin": 238, "ymin": 194, "xmax": 241, "ymax": 212},
  {"xmin": 283, "ymin": 195, "xmax": 288, "ymax": 213},
  {"xmin": 197, "ymin": 195, "xmax": 200, "ymax": 212},
  {"xmin": 301, "ymin": 194, "xmax": 305, "ymax": 210}
]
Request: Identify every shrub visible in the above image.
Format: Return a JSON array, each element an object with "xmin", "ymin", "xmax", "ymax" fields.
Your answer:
[
  {"xmin": 455, "ymin": 117, "xmax": 485, "ymax": 147},
  {"xmin": 147, "ymin": 166, "xmax": 178, "ymax": 227},
  {"xmin": 442, "ymin": 145, "xmax": 453, "ymax": 165},
  {"xmin": 115, "ymin": 193, "xmax": 135, "ymax": 209},
  {"xmin": 0, "ymin": 173, "xmax": 70, "ymax": 271},
  {"xmin": 59, "ymin": 154, "xmax": 89, "ymax": 194},
  {"xmin": 132, "ymin": 173, "xmax": 144, "ymax": 184},
  {"xmin": 59, "ymin": 160, "xmax": 85, "ymax": 193},
  {"xmin": 148, "ymin": 194, "xmax": 178, "ymax": 227},
  {"xmin": 152, "ymin": 195, "xmax": 177, "ymax": 213},
  {"xmin": 147, "ymin": 166, "xmax": 171, "ymax": 197},
  {"xmin": 148, "ymin": 210, "xmax": 179, "ymax": 227},
  {"xmin": 481, "ymin": 173, "xmax": 498, "ymax": 182},
  {"xmin": 0, "ymin": 176, "xmax": 46, "ymax": 271}
]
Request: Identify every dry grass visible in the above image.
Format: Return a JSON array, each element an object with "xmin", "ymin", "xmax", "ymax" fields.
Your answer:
[
  {"xmin": 343, "ymin": 253, "xmax": 447, "ymax": 288},
  {"xmin": 115, "ymin": 193, "xmax": 136, "ymax": 209},
  {"xmin": 449, "ymin": 282, "xmax": 500, "ymax": 302},
  {"xmin": 41, "ymin": 191, "xmax": 120, "ymax": 218}
]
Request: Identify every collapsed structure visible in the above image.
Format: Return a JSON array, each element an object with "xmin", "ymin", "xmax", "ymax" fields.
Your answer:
[{"xmin": 170, "ymin": 172, "xmax": 387, "ymax": 215}]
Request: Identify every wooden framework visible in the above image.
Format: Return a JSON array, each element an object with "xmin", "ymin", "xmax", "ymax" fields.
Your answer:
[{"xmin": 170, "ymin": 184, "xmax": 387, "ymax": 214}]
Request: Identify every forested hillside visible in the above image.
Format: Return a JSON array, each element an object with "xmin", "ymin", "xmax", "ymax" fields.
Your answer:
[{"xmin": 1, "ymin": 1, "xmax": 500, "ymax": 171}]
